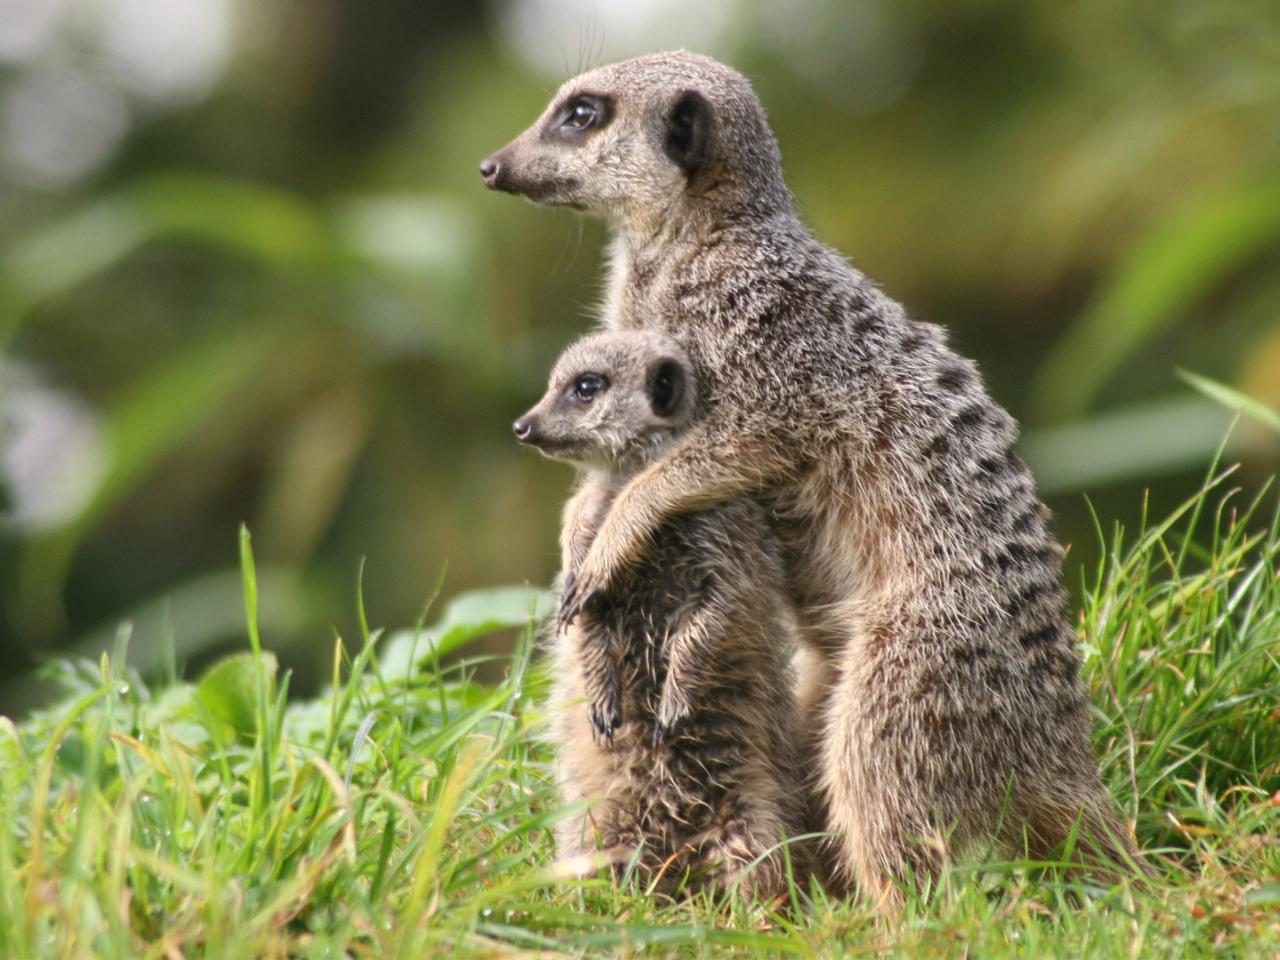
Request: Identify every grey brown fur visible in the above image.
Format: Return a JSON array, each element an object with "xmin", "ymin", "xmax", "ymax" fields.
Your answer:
[
  {"xmin": 485, "ymin": 51, "xmax": 1141, "ymax": 908},
  {"xmin": 515, "ymin": 329, "xmax": 809, "ymax": 897}
]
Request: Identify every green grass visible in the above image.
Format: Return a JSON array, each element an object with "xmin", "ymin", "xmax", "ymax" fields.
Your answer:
[{"xmin": 2, "ymin": 473, "xmax": 1279, "ymax": 959}]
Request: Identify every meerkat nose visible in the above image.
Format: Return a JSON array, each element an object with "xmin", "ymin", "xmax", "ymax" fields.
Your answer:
[
  {"xmin": 512, "ymin": 417, "xmax": 535, "ymax": 442},
  {"xmin": 479, "ymin": 156, "xmax": 501, "ymax": 187}
]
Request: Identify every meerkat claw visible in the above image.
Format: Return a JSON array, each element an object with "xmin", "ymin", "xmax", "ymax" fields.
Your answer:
[
  {"xmin": 559, "ymin": 580, "xmax": 604, "ymax": 631},
  {"xmin": 588, "ymin": 701, "xmax": 621, "ymax": 745},
  {"xmin": 558, "ymin": 593, "xmax": 581, "ymax": 631},
  {"xmin": 557, "ymin": 571, "xmax": 579, "ymax": 631}
]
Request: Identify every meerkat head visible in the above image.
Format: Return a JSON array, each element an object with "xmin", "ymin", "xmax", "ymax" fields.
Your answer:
[
  {"xmin": 513, "ymin": 329, "xmax": 695, "ymax": 473},
  {"xmin": 479, "ymin": 51, "xmax": 790, "ymax": 230}
]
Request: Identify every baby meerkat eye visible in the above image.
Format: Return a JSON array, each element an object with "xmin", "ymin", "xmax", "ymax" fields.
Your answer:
[{"xmin": 571, "ymin": 374, "xmax": 607, "ymax": 402}]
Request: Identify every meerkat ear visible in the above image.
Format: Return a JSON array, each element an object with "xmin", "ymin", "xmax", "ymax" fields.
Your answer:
[
  {"xmin": 663, "ymin": 90, "xmax": 712, "ymax": 179},
  {"xmin": 647, "ymin": 358, "xmax": 686, "ymax": 418}
]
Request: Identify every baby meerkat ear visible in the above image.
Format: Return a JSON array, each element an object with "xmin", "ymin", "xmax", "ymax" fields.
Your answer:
[
  {"xmin": 663, "ymin": 90, "xmax": 712, "ymax": 179},
  {"xmin": 647, "ymin": 357, "xmax": 687, "ymax": 419}
]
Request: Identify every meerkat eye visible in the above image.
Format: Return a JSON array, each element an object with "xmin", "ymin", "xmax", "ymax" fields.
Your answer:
[
  {"xmin": 571, "ymin": 374, "xmax": 607, "ymax": 402},
  {"xmin": 558, "ymin": 95, "xmax": 610, "ymax": 135},
  {"xmin": 566, "ymin": 100, "xmax": 596, "ymax": 129}
]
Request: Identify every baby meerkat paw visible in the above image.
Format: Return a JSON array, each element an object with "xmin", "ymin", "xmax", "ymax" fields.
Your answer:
[{"xmin": 588, "ymin": 695, "xmax": 623, "ymax": 746}]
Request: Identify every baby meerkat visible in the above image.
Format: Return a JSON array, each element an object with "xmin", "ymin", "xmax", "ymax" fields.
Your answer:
[
  {"xmin": 514, "ymin": 329, "xmax": 809, "ymax": 898},
  {"xmin": 485, "ymin": 51, "xmax": 1143, "ymax": 908}
]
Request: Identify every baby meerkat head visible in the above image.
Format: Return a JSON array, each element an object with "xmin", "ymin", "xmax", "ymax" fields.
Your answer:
[
  {"xmin": 513, "ymin": 329, "xmax": 695, "ymax": 473},
  {"xmin": 479, "ymin": 51, "xmax": 790, "ymax": 229}
]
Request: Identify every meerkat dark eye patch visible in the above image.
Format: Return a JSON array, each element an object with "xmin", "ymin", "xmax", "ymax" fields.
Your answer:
[
  {"xmin": 664, "ymin": 90, "xmax": 712, "ymax": 178},
  {"xmin": 549, "ymin": 94, "xmax": 613, "ymax": 141},
  {"xmin": 648, "ymin": 359, "xmax": 685, "ymax": 418}
]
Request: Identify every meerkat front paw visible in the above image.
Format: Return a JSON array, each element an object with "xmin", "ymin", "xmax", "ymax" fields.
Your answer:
[{"xmin": 558, "ymin": 567, "xmax": 607, "ymax": 631}]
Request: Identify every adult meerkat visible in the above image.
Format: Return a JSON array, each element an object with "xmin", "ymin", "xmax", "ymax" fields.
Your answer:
[
  {"xmin": 484, "ymin": 51, "xmax": 1141, "ymax": 906},
  {"xmin": 515, "ymin": 328, "xmax": 809, "ymax": 898}
]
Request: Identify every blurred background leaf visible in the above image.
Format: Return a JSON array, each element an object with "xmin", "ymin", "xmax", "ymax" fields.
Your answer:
[
  {"xmin": 1178, "ymin": 370, "xmax": 1280, "ymax": 434},
  {"xmin": 1031, "ymin": 177, "xmax": 1280, "ymax": 423},
  {"xmin": 380, "ymin": 585, "xmax": 554, "ymax": 681},
  {"xmin": 0, "ymin": 0, "xmax": 1277, "ymax": 713}
]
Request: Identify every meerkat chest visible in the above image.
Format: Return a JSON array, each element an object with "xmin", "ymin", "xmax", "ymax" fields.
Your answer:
[
  {"xmin": 603, "ymin": 274, "xmax": 676, "ymax": 333},
  {"xmin": 600, "ymin": 237, "xmax": 695, "ymax": 332}
]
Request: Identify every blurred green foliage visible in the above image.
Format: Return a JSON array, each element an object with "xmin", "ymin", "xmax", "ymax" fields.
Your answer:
[{"xmin": 1, "ymin": 0, "xmax": 1277, "ymax": 713}]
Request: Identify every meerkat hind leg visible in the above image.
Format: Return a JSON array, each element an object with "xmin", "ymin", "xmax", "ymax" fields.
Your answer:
[
  {"xmin": 1010, "ymin": 777, "xmax": 1147, "ymax": 880},
  {"xmin": 654, "ymin": 601, "xmax": 726, "ymax": 742}
]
